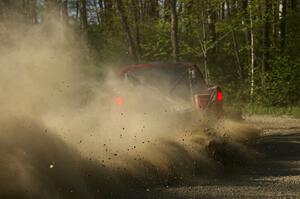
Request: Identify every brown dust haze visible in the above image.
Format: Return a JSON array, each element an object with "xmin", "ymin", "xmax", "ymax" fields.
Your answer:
[{"xmin": 0, "ymin": 18, "xmax": 260, "ymax": 199}]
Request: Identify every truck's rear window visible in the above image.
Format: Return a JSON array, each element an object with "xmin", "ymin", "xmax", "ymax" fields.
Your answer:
[{"xmin": 124, "ymin": 65, "xmax": 205, "ymax": 102}]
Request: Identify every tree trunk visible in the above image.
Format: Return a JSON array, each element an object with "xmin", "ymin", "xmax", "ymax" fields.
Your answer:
[
  {"xmin": 98, "ymin": 0, "xmax": 104, "ymax": 16},
  {"xmin": 62, "ymin": 0, "xmax": 69, "ymax": 24},
  {"xmin": 232, "ymin": 30, "xmax": 243, "ymax": 80},
  {"xmin": 80, "ymin": 0, "xmax": 88, "ymax": 31},
  {"xmin": 0, "ymin": 2, "xmax": 3, "ymax": 20},
  {"xmin": 98, "ymin": 0, "xmax": 104, "ymax": 23},
  {"xmin": 290, "ymin": 0, "xmax": 297, "ymax": 10},
  {"xmin": 45, "ymin": 0, "xmax": 60, "ymax": 15},
  {"xmin": 164, "ymin": 0, "xmax": 171, "ymax": 21},
  {"xmin": 272, "ymin": 0, "xmax": 279, "ymax": 47},
  {"xmin": 170, "ymin": 0, "xmax": 179, "ymax": 62},
  {"xmin": 131, "ymin": 0, "xmax": 141, "ymax": 62},
  {"xmin": 242, "ymin": 0, "xmax": 251, "ymax": 50},
  {"xmin": 208, "ymin": 1, "xmax": 217, "ymax": 54},
  {"xmin": 280, "ymin": 0, "xmax": 287, "ymax": 49},
  {"xmin": 115, "ymin": 0, "xmax": 138, "ymax": 62},
  {"xmin": 23, "ymin": 0, "xmax": 38, "ymax": 24},
  {"xmin": 201, "ymin": 0, "xmax": 210, "ymax": 84},
  {"xmin": 93, "ymin": 0, "xmax": 101, "ymax": 24},
  {"xmin": 226, "ymin": 0, "xmax": 231, "ymax": 17},
  {"xmin": 262, "ymin": 0, "xmax": 271, "ymax": 87},
  {"xmin": 103, "ymin": 0, "xmax": 113, "ymax": 24},
  {"xmin": 22, "ymin": 0, "xmax": 29, "ymax": 23},
  {"xmin": 76, "ymin": 0, "xmax": 79, "ymax": 21},
  {"xmin": 250, "ymin": 6, "xmax": 255, "ymax": 99},
  {"xmin": 221, "ymin": 2, "xmax": 225, "ymax": 20},
  {"xmin": 149, "ymin": 0, "xmax": 159, "ymax": 19},
  {"xmin": 32, "ymin": 0, "xmax": 38, "ymax": 24}
]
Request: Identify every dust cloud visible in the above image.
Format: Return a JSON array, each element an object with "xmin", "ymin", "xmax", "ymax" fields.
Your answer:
[{"xmin": 0, "ymin": 18, "xmax": 261, "ymax": 198}]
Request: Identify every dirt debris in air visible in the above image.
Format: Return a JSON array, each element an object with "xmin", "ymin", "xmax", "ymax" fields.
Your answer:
[
  {"xmin": 142, "ymin": 116, "xmax": 300, "ymax": 199},
  {"xmin": 0, "ymin": 17, "xmax": 261, "ymax": 199}
]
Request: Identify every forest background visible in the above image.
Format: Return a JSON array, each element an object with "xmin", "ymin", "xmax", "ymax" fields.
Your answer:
[{"xmin": 1, "ymin": 0, "xmax": 300, "ymax": 116}]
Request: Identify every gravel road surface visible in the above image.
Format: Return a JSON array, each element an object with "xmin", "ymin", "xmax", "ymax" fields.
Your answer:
[{"xmin": 130, "ymin": 116, "xmax": 300, "ymax": 199}]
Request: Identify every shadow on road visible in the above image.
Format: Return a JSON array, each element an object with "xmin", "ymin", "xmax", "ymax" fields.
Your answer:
[
  {"xmin": 255, "ymin": 132, "xmax": 300, "ymax": 161},
  {"xmin": 250, "ymin": 131, "xmax": 300, "ymax": 177}
]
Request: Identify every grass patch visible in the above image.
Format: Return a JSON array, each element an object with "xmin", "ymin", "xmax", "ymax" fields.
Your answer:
[
  {"xmin": 224, "ymin": 104, "xmax": 300, "ymax": 118},
  {"xmin": 242, "ymin": 105, "xmax": 300, "ymax": 117}
]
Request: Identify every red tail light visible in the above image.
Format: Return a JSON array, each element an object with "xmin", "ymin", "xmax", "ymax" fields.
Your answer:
[
  {"xmin": 216, "ymin": 89, "xmax": 223, "ymax": 102},
  {"xmin": 114, "ymin": 96, "xmax": 123, "ymax": 107}
]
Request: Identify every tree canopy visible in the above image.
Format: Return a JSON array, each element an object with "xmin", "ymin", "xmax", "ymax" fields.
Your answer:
[{"xmin": 1, "ymin": 0, "xmax": 300, "ymax": 107}]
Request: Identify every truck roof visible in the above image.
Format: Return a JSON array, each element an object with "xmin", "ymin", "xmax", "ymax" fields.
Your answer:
[{"xmin": 119, "ymin": 62, "xmax": 196, "ymax": 77}]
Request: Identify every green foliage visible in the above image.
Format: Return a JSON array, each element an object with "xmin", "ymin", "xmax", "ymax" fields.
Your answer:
[
  {"xmin": 241, "ymin": 104, "xmax": 300, "ymax": 118},
  {"xmin": 263, "ymin": 57, "xmax": 300, "ymax": 106},
  {"xmin": 4, "ymin": 0, "xmax": 300, "ymax": 112},
  {"xmin": 140, "ymin": 21, "xmax": 172, "ymax": 61}
]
